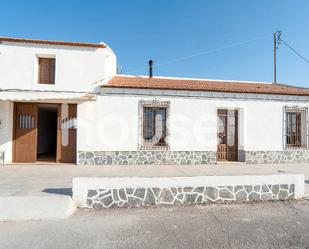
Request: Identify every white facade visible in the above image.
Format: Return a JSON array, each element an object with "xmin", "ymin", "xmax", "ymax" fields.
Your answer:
[
  {"xmin": 1, "ymin": 37, "xmax": 309, "ymax": 165},
  {"xmin": 0, "ymin": 40, "xmax": 116, "ymax": 92},
  {"xmin": 77, "ymin": 92, "xmax": 309, "ymax": 152},
  {"xmin": 0, "ymin": 38, "xmax": 116, "ymax": 164}
]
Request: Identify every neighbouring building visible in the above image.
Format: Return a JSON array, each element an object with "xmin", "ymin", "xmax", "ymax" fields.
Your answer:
[{"xmin": 1, "ymin": 36, "xmax": 309, "ymax": 165}]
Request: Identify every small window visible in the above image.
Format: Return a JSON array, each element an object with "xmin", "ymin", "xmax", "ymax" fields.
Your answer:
[
  {"xmin": 284, "ymin": 106, "xmax": 308, "ymax": 149},
  {"xmin": 38, "ymin": 57, "xmax": 55, "ymax": 84},
  {"xmin": 141, "ymin": 101, "xmax": 169, "ymax": 149},
  {"xmin": 18, "ymin": 115, "xmax": 35, "ymax": 129},
  {"xmin": 61, "ymin": 117, "xmax": 77, "ymax": 130}
]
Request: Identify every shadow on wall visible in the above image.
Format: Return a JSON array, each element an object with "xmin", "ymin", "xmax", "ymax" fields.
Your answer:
[{"xmin": 0, "ymin": 101, "xmax": 13, "ymax": 164}]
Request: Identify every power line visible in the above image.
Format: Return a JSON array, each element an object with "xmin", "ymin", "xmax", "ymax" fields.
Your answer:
[
  {"xmin": 279, "ymin": 38, "xmax": 309, "ymax": 64},
  {"xmin": 91, "ymin": 34, "xmax": 271, "ymax": 86},
  {"xmin": 126, "ymin": 34, "xmax": 271, "ymax": 74}
]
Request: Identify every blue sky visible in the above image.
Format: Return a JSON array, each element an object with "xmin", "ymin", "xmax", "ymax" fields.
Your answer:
[{"xmin": 1, "ymin": 0, "xmax": 309, "ymax": 87}]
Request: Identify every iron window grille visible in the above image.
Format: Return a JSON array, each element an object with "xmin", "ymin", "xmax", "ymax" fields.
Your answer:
[
  {"xmin": 61, "ymin": 117, "xmax": 77, "ymax": 130},
  {"xmin": 283, "ymin": 106, "xmax": 309, "ymax": 149},
  {"xmin": 139, "ymin": 100, "xmax": 170, "ymax": 150},
  {"xmin": 18, "ymin": 115, "xmax": 35, "ymax": 129}
]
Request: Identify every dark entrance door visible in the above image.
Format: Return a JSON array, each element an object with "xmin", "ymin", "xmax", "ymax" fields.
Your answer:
[
  {"xmin": 37, "ymin": 104, "xmax": 59, "ymax": 162},
  {"xmin": 217, "ymin": 109, "xmax": 238, "ymax": 161}
]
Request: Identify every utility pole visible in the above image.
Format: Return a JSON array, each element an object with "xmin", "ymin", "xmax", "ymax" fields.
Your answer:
[
  {"xmin": 274, "ymin": 32, "xmax": 277, "ymax": 83},
  {"xmin": 273, "ymin": 31, "xmax": 282, "ymax": 83}
]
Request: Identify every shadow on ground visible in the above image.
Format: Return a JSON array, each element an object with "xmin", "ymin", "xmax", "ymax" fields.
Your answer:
[{"xmin": 42, "ymin": 188, "xmax": 72, "ymax": 196}]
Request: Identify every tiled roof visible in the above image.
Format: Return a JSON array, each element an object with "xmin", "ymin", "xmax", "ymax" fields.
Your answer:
[
  {"xmin": 104, "ymin": 75, "xmax": 309, "ymax": 96},
  {"xmin": 0, "ymin": 36, "xmax": 106, "ymax": 48}
]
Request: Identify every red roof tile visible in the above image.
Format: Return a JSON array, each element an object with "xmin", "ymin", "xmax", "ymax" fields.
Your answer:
[{"xmin": 104, "ymin": 76, "xmax": 309, "ymax": 96}]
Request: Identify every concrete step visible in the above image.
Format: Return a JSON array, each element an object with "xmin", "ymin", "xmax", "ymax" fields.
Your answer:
[{"xmin": 0, "ymin": 195, "xmax": 77, "ymax": 221}]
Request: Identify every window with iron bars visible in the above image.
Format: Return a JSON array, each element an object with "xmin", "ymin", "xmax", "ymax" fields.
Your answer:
[
  {"xmin": 284, "ymin": 106, "xmax": 309, "ymax": 149},
  {"xmin": 140, "ymin": 101, "xmax": 170, "ymax": 150}
]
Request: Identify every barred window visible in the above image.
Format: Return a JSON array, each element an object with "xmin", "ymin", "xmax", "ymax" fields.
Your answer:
[
  {"xmin": 143, "ymin": 107, "xmax": 167, "ymax": 147},
  {"xmin": 140, "ymin": 101, "xmax": 169, "ymax": 149},
  {"xmin": 18, "ymin": 115, "xmax": 35, "ymax": 129},
  {"xmin": 61, "ymin": 117, "xmax": 77, "ymax": 130},
  {"xmin": 284, "ymin": 106, "xmax": 308, "ymax": 149}
]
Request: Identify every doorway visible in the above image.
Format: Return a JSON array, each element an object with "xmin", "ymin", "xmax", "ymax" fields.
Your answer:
[
  {"xmin": 13, "ymin": 102, "xmax": 77, "ymax": 164},
  {"xmin": 37, "ymin": 104, "xmax": 58, "ymax": 162},
  {"xmin": 217, "ymin": 109, "xmax": 238, "ymax": 161}
]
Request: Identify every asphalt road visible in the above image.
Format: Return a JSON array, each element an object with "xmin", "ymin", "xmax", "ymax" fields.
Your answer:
[{"xmin": 1, "ymin": 201, "xmax": 309, "ymax": 249}]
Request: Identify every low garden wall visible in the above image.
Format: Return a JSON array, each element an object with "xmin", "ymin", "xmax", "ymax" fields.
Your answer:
[{"xmin": 72, "ymin": 174, "xmax": 304, "ymax": 209}]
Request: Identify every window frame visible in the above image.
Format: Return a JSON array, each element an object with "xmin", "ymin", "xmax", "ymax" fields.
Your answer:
[
  {"xmin": 139, "ymin": 100, "xmax": 170, "ymax": 150},
  {"xmin": 38, "ymin": 57, "xmax": 56, "ymax": 85},
  {"xmin": 284, "ymin": 106, "xmax": 309, "ymax": 150}
]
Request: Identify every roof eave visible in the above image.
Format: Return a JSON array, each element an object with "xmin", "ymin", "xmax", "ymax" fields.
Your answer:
[
  {"xmin": 0, "ymin": 37, "xmax": 106, "ymax": 49},
  {"xmin": 102, "ymin": 85, "xmax": 309, "ymax": 97}
]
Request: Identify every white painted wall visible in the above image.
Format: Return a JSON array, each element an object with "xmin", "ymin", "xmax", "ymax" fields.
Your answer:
[
  {"xmin": 0, "ymin": 101, "xmax": 13, "ymax": 163},
  {"xmin": 0, "ymin": 40, "xmax": 308, "ymax": 162},
  {"xmin": 2, "ymin": 93, "xmax": 308, "ymax": 163},
  {"xmin": 77, "ymin": 94, "xmax": 309, "ymax": 152},
  {"xmin": 77, "ymin": 96, "xmax": 140, "ymax": 151},
  {"xmin": 0, "ymin": 41, "xmax": 116, "ymax": 92}
]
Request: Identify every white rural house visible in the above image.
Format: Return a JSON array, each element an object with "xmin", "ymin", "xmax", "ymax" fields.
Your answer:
[{"xmin": 1, "ymin": 36, "xmax": 309, "ymax": 165}]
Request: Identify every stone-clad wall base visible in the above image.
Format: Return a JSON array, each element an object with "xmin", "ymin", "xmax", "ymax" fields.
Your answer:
[
  {"xmin": 85, "ymin": 184, "xmax": 295, "ymax": 209},
  {"xmin": 0, "ymin": 151, "xmax": 4, "ymax": 165},
  {"xmin": 246, "ymin": 150, "xmax": 309, "ymax": 164},
  {"xmin": 78, "ymin": 151, "xmax": 217, "ymax": 165}
]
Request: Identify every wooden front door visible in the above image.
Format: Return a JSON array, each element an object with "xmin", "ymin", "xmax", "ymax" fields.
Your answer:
[
  {"xmin": 13, "ymin": 103, "xmax": 38, "ymax": 163},
  {"xmin": 217, "ymin": 109, "xmax": 238, "ymax": 161},
  {"xmin": 13, "ymin": 103, "xmax": 77, "ymax": 164},
  {"xmin": 58, "ymin": 104, "xmax": 77, "ymax": 163}
]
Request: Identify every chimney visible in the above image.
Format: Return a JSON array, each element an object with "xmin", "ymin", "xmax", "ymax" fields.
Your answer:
[{"xmin": 149, "ymin": 60, "xmax": 153, "ymax": 78}]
